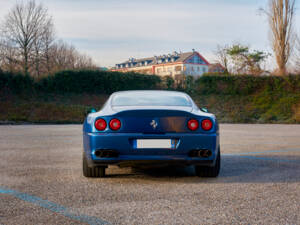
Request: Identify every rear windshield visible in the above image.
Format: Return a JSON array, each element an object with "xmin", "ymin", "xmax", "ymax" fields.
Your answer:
[{"xmin": 111, "ymin": 92, "xmax": 192, "ymax": 107}]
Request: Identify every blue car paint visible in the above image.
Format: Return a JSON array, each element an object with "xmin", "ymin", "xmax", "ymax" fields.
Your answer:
[{"xmin": 83, "ymin": 91, "xmax": 219, "ymax": 167}]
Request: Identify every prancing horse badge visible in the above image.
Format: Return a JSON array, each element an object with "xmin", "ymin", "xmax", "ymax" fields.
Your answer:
[{"xmin": 150, "ymin": 120, "xmax": 158, "ymax": 129}]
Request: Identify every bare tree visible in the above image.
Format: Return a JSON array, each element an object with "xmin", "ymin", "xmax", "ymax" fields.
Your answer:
[
  {"xmin": 0, "ymin": 1, "xmax": 96, "ymax": 76},
  {"xmin": 50, "ymin": 40, "xmax": 76, "ymax": 71},
  {"xmin": 48, "ymin": 40, "xmax": 96, "ymax": 74},
  {"xmin": 262, "ymin": 0, "xmax": 296, "ymax": 75},
  {"xmin": 41, "ymin": 19, "xmax": 55, "ymax": 75},
  {"xmin": 293, "ymin": 35, "xmax": 300, "ymax": 73},
  {"xmin": 1, "ymin": 0, "xmax": 52, "ymax": 75},
  {"xmin": 31, "ymin": 18, "xmax": 54, "ymax": 77},
  {"xmin": 215, "ymin": 45, "xmax": 229, "ymax": 73},
  {"xmin": 0, "ymin": 39, "xmax": 21, "ymax": 73},
  {"xmin": 32, "ymin": 33, "xmax": 43, "ymax": 77},
  {"xmin": 0, "ymin": 41, "xmax": 5, "ymax": 72}
]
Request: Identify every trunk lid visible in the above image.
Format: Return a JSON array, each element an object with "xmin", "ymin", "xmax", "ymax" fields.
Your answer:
[{"xmin": 112, "ymin": 107, "xmax": 196, "ymax": 133}]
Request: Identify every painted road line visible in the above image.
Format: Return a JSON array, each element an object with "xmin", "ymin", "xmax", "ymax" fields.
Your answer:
[{"xmin": 0, "ymin": 188, "xmax": 110, "ymax": 225}]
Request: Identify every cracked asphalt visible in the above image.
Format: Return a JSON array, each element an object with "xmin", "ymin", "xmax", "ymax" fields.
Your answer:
[{"xmin": 0, "ymin": 124, "xmax": 300, "ymax": 224}]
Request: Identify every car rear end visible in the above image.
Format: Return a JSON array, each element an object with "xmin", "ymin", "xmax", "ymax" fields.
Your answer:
[
  {"xmin": 84, "ymin": 109, "xmax": 218, "ymax": 164},
  {"xmin": 82, "ymin": 91, "xmax": 220, "ymax": 177}
]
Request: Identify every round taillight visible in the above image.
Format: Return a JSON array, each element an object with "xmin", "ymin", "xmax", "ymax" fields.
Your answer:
[
  {"xmin": 201, "ymin": 119, "xmax": 213, "ymax": 131},
  {"xmin": 188, "ymin": 119, "xmax": 199, "ymax": 131},
  {"xmin": 95, "ymin": 118, "xmax": 107, "ymax": 131},
  {"xmin": 109, "ymin": 118, "xmax": 121, "ymax": 131}
]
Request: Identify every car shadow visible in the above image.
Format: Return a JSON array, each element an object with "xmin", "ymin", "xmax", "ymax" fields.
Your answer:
[
  {"xmin": 106, "ymin": 154, "xmax": 300, "ymax": 183},
  {"xmin": 215, "ymin": 155, "xmax": 300, "ymax": 183}
]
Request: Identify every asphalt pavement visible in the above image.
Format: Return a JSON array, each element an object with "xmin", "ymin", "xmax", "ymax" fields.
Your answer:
[{"xmin": 0, "ymin": 124, "xmax": 300, "ymax": 224}]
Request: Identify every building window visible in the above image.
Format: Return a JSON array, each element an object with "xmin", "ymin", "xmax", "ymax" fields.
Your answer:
[
  {"xmin": 175, "ymin": 66, "xmax": 181, "ymax": 71},
  {"xmin": 187, "ymin": 55, "xmax": 206, "ymax": 64}
]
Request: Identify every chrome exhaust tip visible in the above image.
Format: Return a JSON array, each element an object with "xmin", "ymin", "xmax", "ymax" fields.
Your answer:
[
  {"xmin": 94, "ymin": 150, "xmax": 119, "ymax": 158},
  {"xmin": 199, "ymin": 149, "xmax": 212, "ymax": 158},
  {"xmin": 189, "ymin": 149, "xmax": 212, "ymax": 158}
]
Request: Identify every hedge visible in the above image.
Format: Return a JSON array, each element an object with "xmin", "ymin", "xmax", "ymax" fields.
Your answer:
[
  {"xmin": 0, "ymin": 70, "xmax": 161, "ymax": 95},
  {"xmin": 0, "ymin": 71, "xmax": 34, "ymax": 95},
  {"xmin": 1, "ymin": 70, "xmax": 300, "ymax": 96},
  {"xmin": 194, "ymin": 74, "xmax": 300, "ymax": 95}
]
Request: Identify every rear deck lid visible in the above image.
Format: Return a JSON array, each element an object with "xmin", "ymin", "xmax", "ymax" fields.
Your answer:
[{"xmin": 111, "ymin": 108, "xmax": 195, "ymax": 133}]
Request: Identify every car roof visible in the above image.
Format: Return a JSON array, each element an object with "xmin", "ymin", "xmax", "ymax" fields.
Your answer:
[
  {"xmin": 111, "ymin": 90, "xmax": 190, "ymax": 97},
  {"xmin": 108, "ymin": 90, "xmax": 194, "ymax": 109}
]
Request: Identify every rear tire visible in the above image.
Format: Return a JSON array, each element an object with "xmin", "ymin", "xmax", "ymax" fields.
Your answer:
[
  {"xmin": 195, "ymin": 148, "xmax": 220, "ymax": 178},
  {"xmin": 82, "ymin": 152, "xmax": 105, "ymax": 178}
]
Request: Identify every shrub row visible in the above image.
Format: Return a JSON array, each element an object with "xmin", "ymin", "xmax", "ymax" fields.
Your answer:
[
  {"xmin": 195, "ymin": 74, "xmax": 300, "ymax": 95},
  {"xmin": 0, "ymin": 70, "xmax": 161, "ymax": 95},
  {"xmin": 37, "ymin": 70, "xmax": 161, "ymax": 94},
  {"xmin": 1, "ymin": 70, "xmax": 300, "ymax": 96},
  {"xmin": 0, "ymin": 71, "xmax": 34, "ymax": 95}
]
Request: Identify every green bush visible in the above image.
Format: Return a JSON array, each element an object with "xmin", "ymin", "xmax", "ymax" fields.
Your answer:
[
  {"xmin": 2, "ymin": 70, "xmax": 299, "ymax": 96},
  {"xmin": 194, "ymin": 74, "xmax": 300, "ymax": 96},
  {"xmin": 0, "ymin": 71, "xmax": 34, "ymax": 95},
  {"xmin": 35, "ymin": 70, "xmax": 161, "ymax": 94},
  {"xmin": 0, "ymin": 70, "xmax": 161, "ymax": 95}
]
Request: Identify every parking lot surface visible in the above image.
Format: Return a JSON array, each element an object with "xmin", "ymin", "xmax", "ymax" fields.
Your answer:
[{"xmin": 0, "ymin": 124, "xmax": 300, "ymax": 224}]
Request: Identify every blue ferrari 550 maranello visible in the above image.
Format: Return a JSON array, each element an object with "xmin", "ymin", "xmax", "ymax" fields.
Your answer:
[{"xmin": 83, "ymin": 90, "xmax": 220, "ymax": 178}]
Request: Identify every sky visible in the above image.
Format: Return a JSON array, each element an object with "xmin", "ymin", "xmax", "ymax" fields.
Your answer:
[{"xmin": 0, "ymin": 0, "xmax": 299, "ymax": 68}]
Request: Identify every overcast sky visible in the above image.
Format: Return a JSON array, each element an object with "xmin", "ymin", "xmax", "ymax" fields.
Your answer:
[{"xmin": 0, "ymin": 0, "xmax": 299, "ymax": 68}]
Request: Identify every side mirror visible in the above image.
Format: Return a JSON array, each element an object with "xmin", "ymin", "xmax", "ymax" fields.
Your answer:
[
  {"xmin": 85, "ymin": 108, "xmax": 97, "ymax": 116},
  {"xmin": 200, "ymin": 107, "xmax": 208, "ymax": 113},
  {"xmin": 89, "ymin": 108, "xmax": 97, "ymax": 113}
]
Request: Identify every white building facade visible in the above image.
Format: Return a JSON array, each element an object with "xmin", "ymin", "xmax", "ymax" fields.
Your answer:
[{"xmin": 111, "ymin": 50, "xmax": 210, "ymax": 79}]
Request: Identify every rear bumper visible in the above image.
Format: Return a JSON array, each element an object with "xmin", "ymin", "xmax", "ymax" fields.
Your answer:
[{"xmin": 83, "ymin": 132, "xmax": 219, "ymax": 167}]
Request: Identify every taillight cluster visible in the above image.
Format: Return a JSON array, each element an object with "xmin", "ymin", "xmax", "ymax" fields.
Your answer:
[
  {"xmin": 95, "ymin": 118, "xmax": 121, "ymax": 131},
  {"xmin": 95, "ymin": 119, "xmax": 107, "ymax": 131},
  {"xmin": 201, "ymin": 119, "xmax": 213, "ymax": 131},
  {"xmin": 187, "ymin": 119, "xmax": 213, "ymax": 131},
  {"xmin": 109, "ymin": 119, "xmax": 121, "ymax": 131},
  {"xmin": 187, "ymin": 119, "xmax": 199, "ymax": 131}
]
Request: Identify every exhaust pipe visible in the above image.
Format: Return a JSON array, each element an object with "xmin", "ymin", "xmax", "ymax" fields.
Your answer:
[
  {"xmin": 189, "ymin": 149, "xmax": 212, "ymax": 158},
  {"xmin": 199, "ymin": 149, "xmax": 212, "ymax": 158},
  {"xmin": 94, "ymin": 150, "xmax": 119, "ymax": 158}
]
